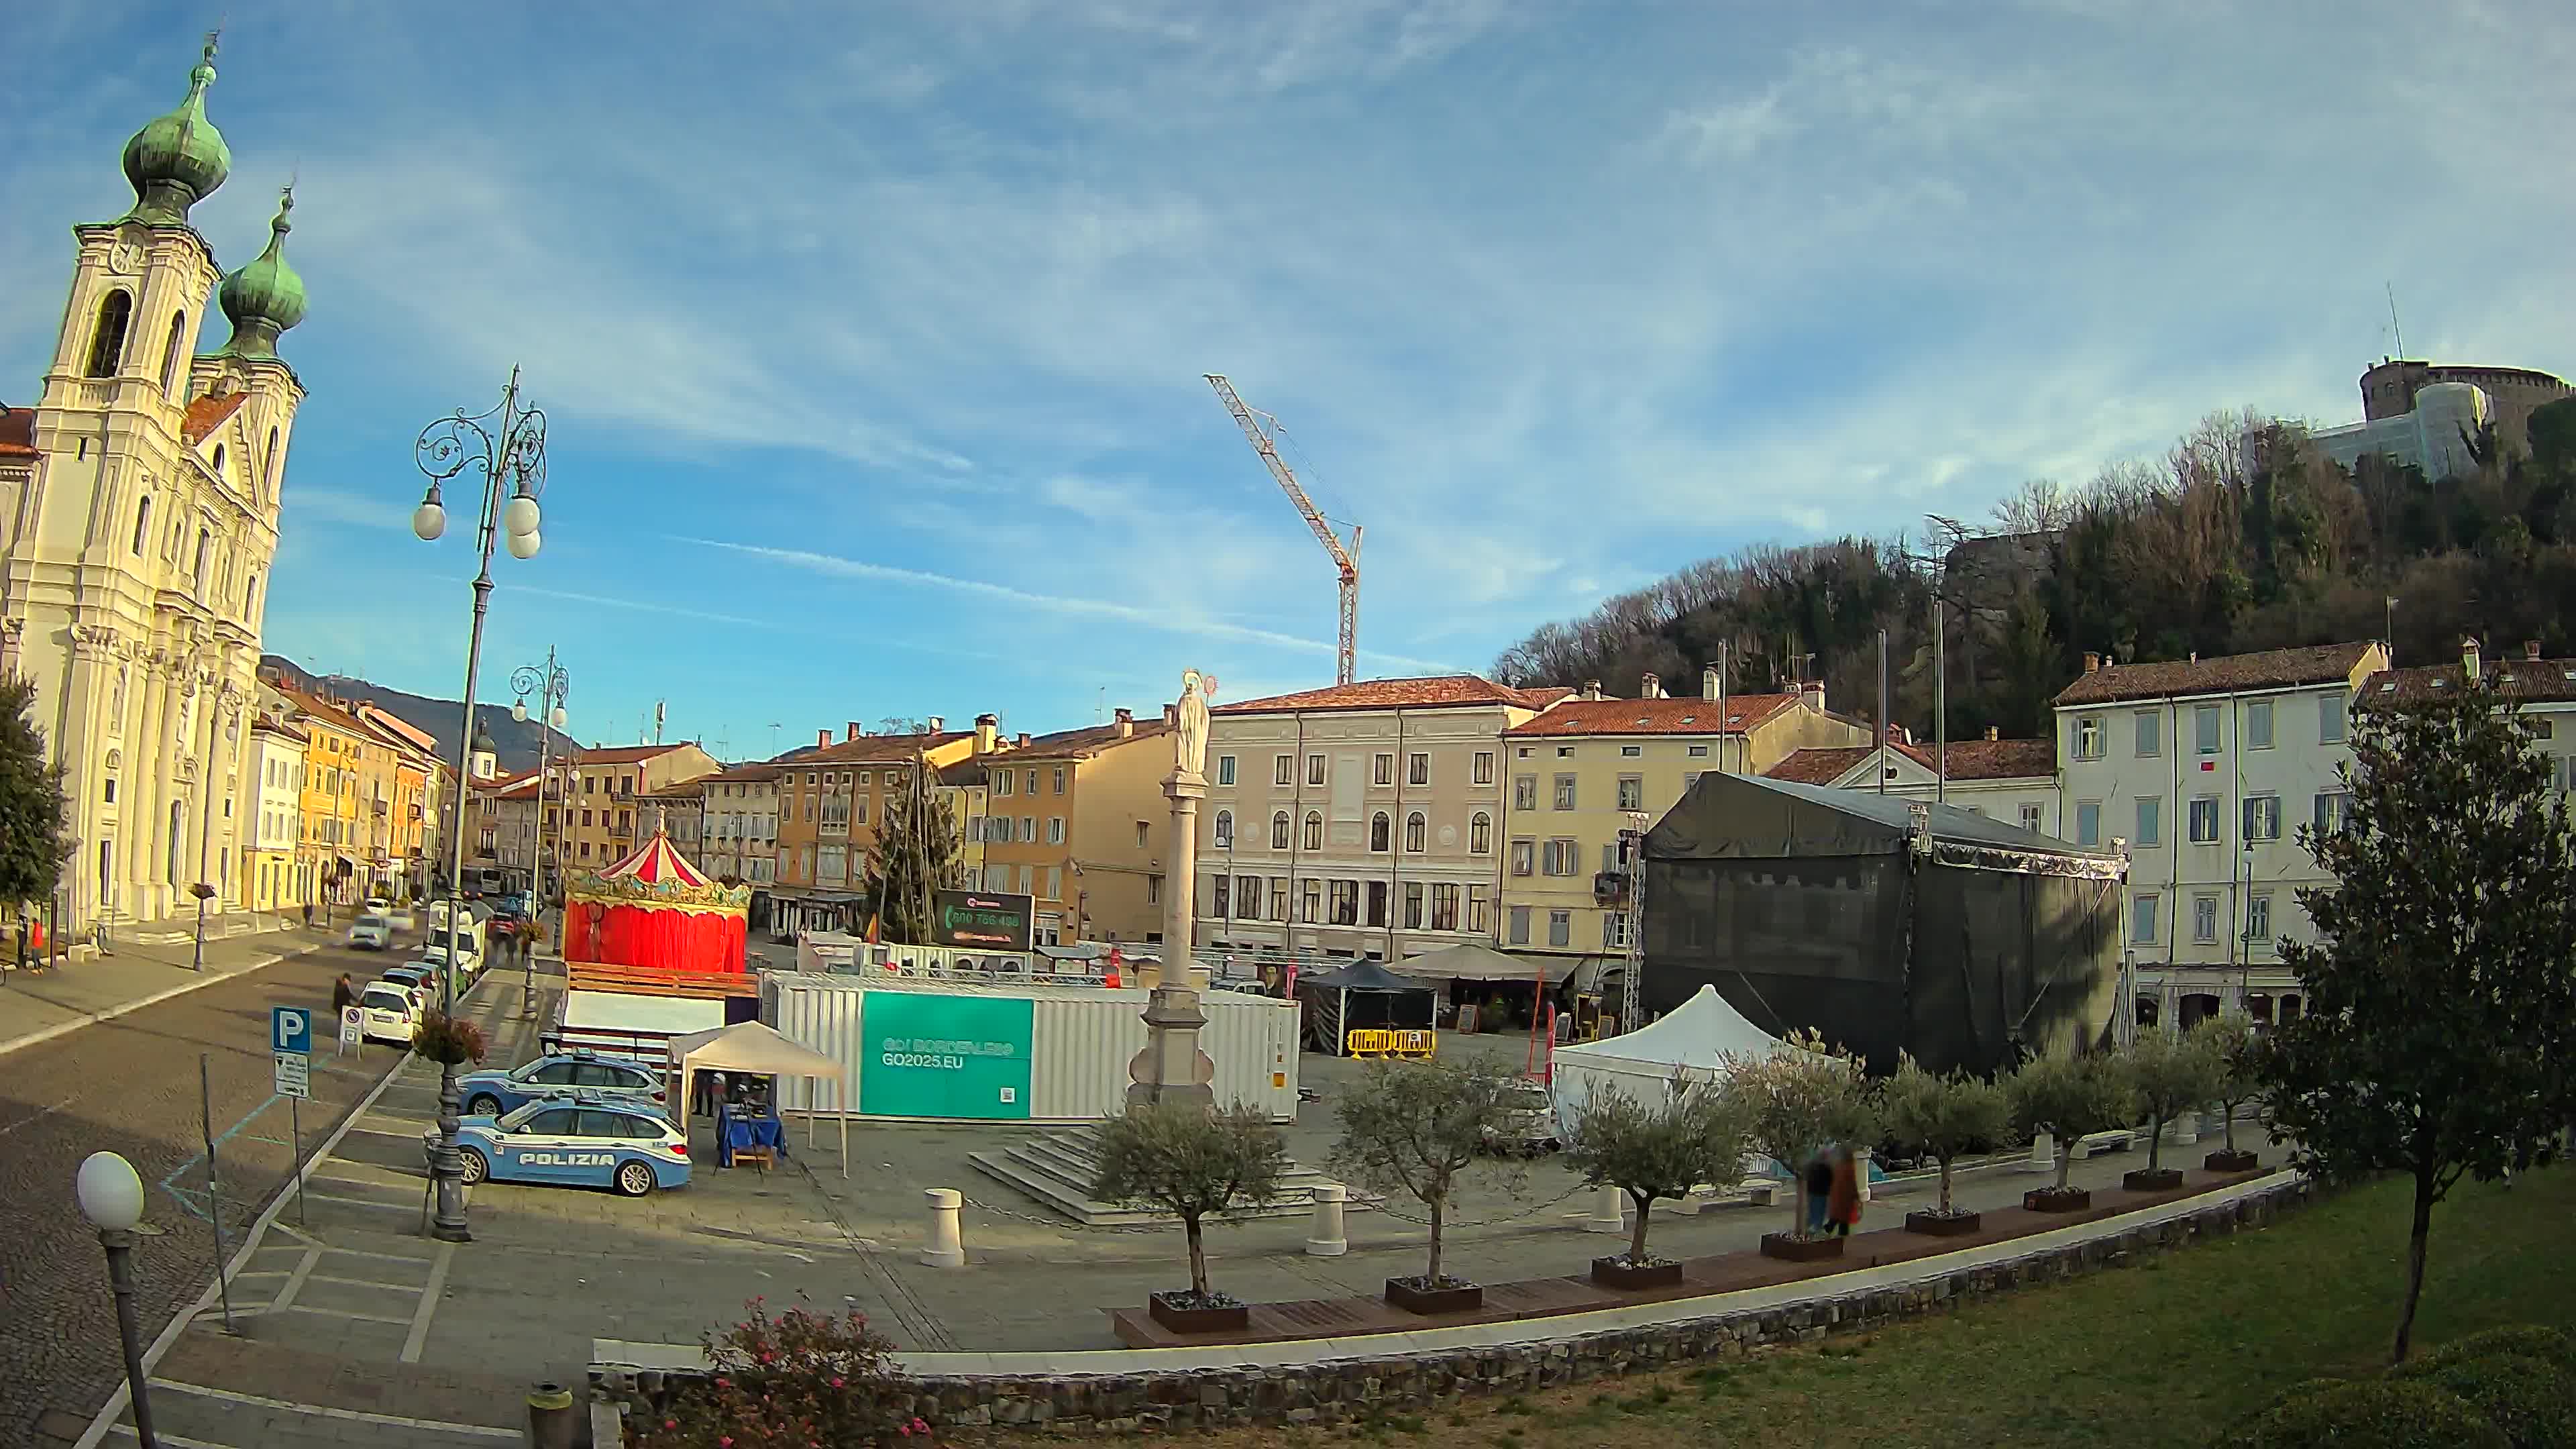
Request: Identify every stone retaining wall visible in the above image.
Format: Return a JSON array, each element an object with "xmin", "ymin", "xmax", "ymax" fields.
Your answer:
[{"xmin": 595, "ymin": 1177, "xmax": 2312, "ymax": 1438}]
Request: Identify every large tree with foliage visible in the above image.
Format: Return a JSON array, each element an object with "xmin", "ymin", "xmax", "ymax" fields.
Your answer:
[
  {"xmin": 1328, "ymin": 1059, "xmax": 1521, "ymax": 1288},
  {"xmin": 1091, "ymin": 1104, "xmax": 1289, "ymax": 1305},
  {"xmin": 2007, "ymin": 1051, "xmax": 2135, "ymax": 1195},
  {"xmin": 1560, "ymin": 1074, "xmax": 1757, "ymax": 1265},
  {"xmin": 2124, "ymin": 1026, "xmax": 2223, "ymax": 1174},
  {"xmin": 860, "ymin": 757, "xmax": 959, "ymax": 944},
  {"xmin": 0, "ymin": 676, "xmax": 73, "ymax": 909},
  {"xmin": 2264, "ymin": 678, "xmax": 2576, "ymax": 1364}
]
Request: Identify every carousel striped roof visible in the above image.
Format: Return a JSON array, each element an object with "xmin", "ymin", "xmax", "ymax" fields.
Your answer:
[{"xmin": 594, "ymin": 816, "xmax": 710, "ymax": 888}]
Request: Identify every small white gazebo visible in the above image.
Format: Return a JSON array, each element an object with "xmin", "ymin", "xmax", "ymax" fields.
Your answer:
[{"xmin": 665, "ymin": 1021, "xmax": 851, "ymax": 1177}]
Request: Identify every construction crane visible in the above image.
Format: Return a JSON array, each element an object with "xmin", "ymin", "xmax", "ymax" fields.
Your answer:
[{"xmin": 1205, "ymin": 374, "xmax": 1362, "ymax": 686}]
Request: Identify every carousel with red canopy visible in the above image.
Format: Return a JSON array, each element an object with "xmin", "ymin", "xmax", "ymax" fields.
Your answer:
[{"xmin": 562, "ymin": 810, "xmax": 751, "ymax": 975}]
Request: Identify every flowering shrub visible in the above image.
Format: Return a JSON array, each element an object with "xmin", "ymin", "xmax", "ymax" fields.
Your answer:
[
  {"xmin": 631, "ymin": 1297, "xmax": 922, "ymax": 1448},
  {"xmin": 411, "ymin": 1012, "xmax": 488, "ymax": 1066}
]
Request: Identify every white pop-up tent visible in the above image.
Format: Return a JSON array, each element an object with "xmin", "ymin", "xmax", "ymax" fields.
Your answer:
[
  {"xmin": 1549, "ymin": 985, "xmax": 1786, "ymax": 1126},
  {"xmin": 667, "ymin": 1021, "xmax": 851, "ymax": 1177}
]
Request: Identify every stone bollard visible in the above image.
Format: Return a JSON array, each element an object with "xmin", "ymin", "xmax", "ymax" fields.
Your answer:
[
  {"xmin": 525, "ymin": 1382, "xmax": 577, "ymax": 1449},
  {"xmin": 2169, "ymin": 1112, "xmax": 2198, "ymax": 1146},
  {"xmin": 1305, "ymin": 1184, "xmax": 1349, "ymax": 1256},
  {"xmin": 1585, "ymin": 1183, "xmax": 1626, "ymax": 1234},
  {"xmin": 2025, "ymin": 1130, "xmax": 2055, "ymax": 1176},
  {"xmin": 1855, "ymin": 1146, "xmax": 1874, "ymax": 1203},
  {"xmin": 922, "ymin": 1187, "xmax": 966, "ymax": 1269}
]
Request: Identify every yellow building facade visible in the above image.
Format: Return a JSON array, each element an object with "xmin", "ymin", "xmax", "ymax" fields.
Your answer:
[
  {"xmin": 1498, "ymin": 676, "xmax": 1870, "ymax": 971},
  {"xmin": 976, "ymin": 709, "xmax": 1175, "ymax": 947}
]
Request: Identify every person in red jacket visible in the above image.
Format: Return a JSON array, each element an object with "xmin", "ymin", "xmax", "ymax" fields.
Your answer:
[{"xmin": 1827, "ymin": 1144, "xmax": 1862, "ymax": 1238}]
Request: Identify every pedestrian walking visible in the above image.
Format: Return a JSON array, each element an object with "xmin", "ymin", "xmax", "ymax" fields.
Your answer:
[
  {"xmin": 331, "ymin": 973, "xmax": 357, "ymax": 1013},
  {"xmin": 301, "ymin": 900, "xmax": 313, "ymax": 928},
  {"xmin": 1803, "ymin": 1149, "xmax": 1835, "ymax": 1236},
  {"xmin": 1827, "ymin": 1144, "xmax": 1862, "ymax": 1238}
]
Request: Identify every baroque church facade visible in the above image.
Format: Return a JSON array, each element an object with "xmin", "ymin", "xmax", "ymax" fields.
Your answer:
[{"xmin": 0, "ymin": 38, "xmax": 309, "ymax": 932}]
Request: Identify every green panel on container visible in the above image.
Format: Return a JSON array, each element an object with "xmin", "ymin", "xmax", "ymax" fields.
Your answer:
[{"xmin": 859, "ymin": 993, "xmax": 1036, "ymax": 1120}]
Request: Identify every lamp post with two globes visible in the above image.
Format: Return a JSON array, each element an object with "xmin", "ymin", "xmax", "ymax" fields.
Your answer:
[
  {"xmin": 77, "ymin": 1150, "xmax": 158, "ymax": 1447},
  {"xmin": 411, "ymin": 367, "xmax": 547, "ymax": 1244},
  {"xmin": 511, "ymin": 649, "xmax": 570, "ymax": 1016}
]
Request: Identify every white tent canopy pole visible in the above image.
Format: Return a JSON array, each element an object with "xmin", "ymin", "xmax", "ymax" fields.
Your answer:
[{"xmin": 667, "ymin": 1022, "xmax": 850, "ymax": 1179}]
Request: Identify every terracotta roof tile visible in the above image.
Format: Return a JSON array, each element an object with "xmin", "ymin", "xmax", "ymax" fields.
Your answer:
[
  {"xmin": 2367, "ymin": 651, "xmax": 2576, "ymax": 706},
  {"xmin": 576, "ymin": 742, "xmax": 701, "ymax": 765},
  {"xmin": 1504, "ymin": 694, "xmax": 1799, "ymax": 737},
  {"xmin": 1013, "ymin": 718, "xmax": 1175, "ymax": 759},
  {"xmin": 702, "ymin": 761, "xmax": 785, "ymax": 783},
  {"xmin": 1216, "ymin": 675, "xmax": 1554, "ymax": 715},
  {"xmin": 774, "ymin": 732, "xmax": 970, "ymax": 767},
  {"xmin": 2051, "ymin": 643, "xmax": 2379, "ymax": 707},
  {"xmin": 1764, "ymin": 746, "xmax": 1878, "ymax": 784},
  {"xmin": 0, "ymin": 407, "xmax": 36, "ymax": 460},
  {"xmin": 180, "ymin": 392, "xmax": 248, "ymax": 446}
]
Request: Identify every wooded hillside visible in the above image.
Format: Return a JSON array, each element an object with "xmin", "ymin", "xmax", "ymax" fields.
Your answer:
[{"xmin": 1491, "ymin": 399, "xmax": 2576, "ymax": 741}]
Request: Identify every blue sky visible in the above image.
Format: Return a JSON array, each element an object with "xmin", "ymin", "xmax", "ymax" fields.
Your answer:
[{"xmin": 5, "ymin": 1, "xmax": 2571, "ymax": 759}]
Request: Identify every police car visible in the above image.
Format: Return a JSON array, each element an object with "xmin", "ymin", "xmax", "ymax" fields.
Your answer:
[
  {"xmin": 458, "ymin": 1051, "xmax": 666, "ymax": 1119},
  {"xmin": 436, "ymin": 1093, "xmax": 689, "ymax": 1197}
]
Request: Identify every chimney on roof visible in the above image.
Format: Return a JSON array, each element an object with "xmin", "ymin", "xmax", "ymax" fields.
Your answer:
[
  {"xmin": 1801, "ymin": 680, "xmax": 1824, "ymax": 711},
  {"xmin": 1114, "ymin": 707, "xmax": 1134, "ymax": 738},
  {"xmin": 2462, "ymin": 635, "xmax": 2481, "ymax": 680},
  {"xmin": 974, "ymin": 713, "xmax": 998, "ymax": 755},
  {"xmin": 1581, "ymin": 679, "xmax": 1603, "ymax": 701},
  {"xmin": 1984, "ymin": 725, "xmax": 1999, "ymax": 742},
  {"xmin": 816, "ymin": 729, "xmax": 830, "ymax": 749},
  {"xmin": 2083, "ymin": 651, "xmax": 2100, "ymax": 674},
  {"xmin": 2526, "ymin": 640, "xmax": 2543, "ymax": 661},
  {"xmin": 1016, "ymin": 732, "xmax": 1030, "ymax": 748},
  {"xmin": 1640, "ymin": 672, "xmax": 1662, "ymax": 699},
  {"xmin": 845, "ymin": 721, "xmax": 863, "ymax": 743},
  {"xmin": 1162, "ymin": 702, "xmax": 1179, "ymax": 727},
  {"xmin": 1702, "ymin": 665, "xmax": 1721, "ymax": 701},
  {"xmin": 926, "ymin": 715, "xmax": 945, "ymax": 733}
]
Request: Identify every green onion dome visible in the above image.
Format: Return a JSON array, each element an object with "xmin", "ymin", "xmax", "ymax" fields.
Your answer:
[
  {"xmin": 215, "ymin": 189, "xmax": 307, "ymax": 360},
  {"xmin": 121, "ymin": 37, "xmax": 230, "ymax": 226}
]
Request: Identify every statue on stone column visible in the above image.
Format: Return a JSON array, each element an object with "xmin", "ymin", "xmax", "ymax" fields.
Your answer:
[{"xmin": 1174, "ymin": 669, "xmax": 1212, "ymax": 780}]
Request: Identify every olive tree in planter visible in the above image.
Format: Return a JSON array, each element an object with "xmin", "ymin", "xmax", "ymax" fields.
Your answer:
[
  {"xmin": 1880, "ymin": 1053, "xmax": 2010, "ymax": 1236},
  {"xmin": 1728, "ymin": 1029, "xmax": 1876, "ymax": 1261},
  {"xmin": 2194, "ymin": 1017, "xmax": 2265, "ymax": 1173},
  {"xmin": 1330, "ymin": 1059, "xmax": 1522, "ymax": 1314},
  {"xmin": 2006, "ymin": 1050, "xmax": 2135, "ymax": 1212},
  {"xmin": 1091, "ymin": 1104, "xmax": 1289, "ymax": 1335},
  {"xmin": 1559, "ymin": 1072, "xmax": 1756, "ymax": 1289},
  {"xmin": 2122, "ymin": 1024, "xmax": 2223, "ymax": 1191}
]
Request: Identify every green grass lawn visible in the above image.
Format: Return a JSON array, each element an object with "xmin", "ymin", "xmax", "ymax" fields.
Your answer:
[{"xmin": 1013, "ymin": 1165, "xmax": 2575, "ymax": 1449}]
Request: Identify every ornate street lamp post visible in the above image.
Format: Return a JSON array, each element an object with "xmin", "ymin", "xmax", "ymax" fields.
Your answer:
[
  {"xmin": 411, "ymin": 368, "xmax": 547, "ymax": 1244},
  {"xmin": 512, "ymin": 649, "xmax": 570, "ymax": 1019}
]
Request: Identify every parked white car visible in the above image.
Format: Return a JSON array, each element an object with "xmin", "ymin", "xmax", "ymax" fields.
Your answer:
[{"xmin": 358, "ymin": 982, "xmax": 417, "ymax": 1045}]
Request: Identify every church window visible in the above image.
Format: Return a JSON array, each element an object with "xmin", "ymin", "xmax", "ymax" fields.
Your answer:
[
  {"xmin": 159, "ymin": 311, "xmax": 186, "ymax": 395},
  {"xmin": 211, "ymin": 444, "xmax": 225, "ymax": 479},
  {"xmin": 193, "ymin": 527, "xmax": 210, "ymax": 580},
  {"xmin": 264, "ymin": 427, "xmax": 280, "ymax": 492},
  {"xmin": 87, "ymin": 290, "xmax": 133, "ymax": 378},
  {"xmin": 244, "ymin": 572, "xmax": 259, "ymax": 616},
  {"xmin": 130, "ymin": 496, "xmax": 152, "ymax": 556}
]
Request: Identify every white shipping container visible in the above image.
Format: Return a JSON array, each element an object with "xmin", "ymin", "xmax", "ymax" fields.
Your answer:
[{"xmin": 760, "ymin": 973, "xmax": 1297, "ymax": 1123}]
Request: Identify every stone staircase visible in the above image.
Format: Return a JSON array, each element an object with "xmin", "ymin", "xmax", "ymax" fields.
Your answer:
[{"xmin": 969, "ymin": 1128, "xmax": 1378, "ymax": 1227}]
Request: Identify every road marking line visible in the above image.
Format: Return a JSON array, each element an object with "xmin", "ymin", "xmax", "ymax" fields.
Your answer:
[
  {"xmin": 146, "ymin": 1381, "xmax": 519, "ymax": 1439},
  {"xmin": 278, "ymin": 1303, "xmax": 417, "ymax": 1326},
  {"xmin": 309, "ymin": 1272, "xmax": 425, "ymax": 1293},
  {"xmin": 0, "ymin": 1093, "xmax": 80, "ymax": 1138},
  {"xmin": 108, "ymin": 1426, "xmax": 235, "ymax": 1448},
  {"xmin": 316, "ymin": 1244, "xmax": 434, "ymax": 1266},
  {"xmin": 401, "ymin": 1242, "xmax": 455, "ymax": 1363},
  {"xmin": 268, "ymin": 1248, "xmax": 322, "ymax": 1313},
  {"xmin": 305, "ymin": 1193, "xmax": 416, "ymax": 1213}
]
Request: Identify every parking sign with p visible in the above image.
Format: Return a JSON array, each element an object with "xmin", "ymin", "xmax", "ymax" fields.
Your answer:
[{"xmin": 272, "ymin": 1007, "xmax": 311, "ymax": 1055}]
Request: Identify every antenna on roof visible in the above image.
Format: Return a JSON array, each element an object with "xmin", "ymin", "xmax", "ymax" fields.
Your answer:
[{"xmin": 2385, "ymin": 282, "xmax": 2405, "ymax": 360}]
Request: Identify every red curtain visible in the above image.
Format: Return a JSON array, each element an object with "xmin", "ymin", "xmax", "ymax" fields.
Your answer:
[{"xmin": 565, "ymin": 902, "xmax": 745, "ymax": 974}]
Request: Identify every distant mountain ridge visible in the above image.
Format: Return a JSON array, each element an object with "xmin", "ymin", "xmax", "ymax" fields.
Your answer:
[{"xmin": 260, "ymin": 655, "xmax": 579, "ymax": 775}]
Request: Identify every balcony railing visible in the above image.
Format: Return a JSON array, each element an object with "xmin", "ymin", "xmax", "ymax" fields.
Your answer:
[{"xmin": 609, "ymin": 823, "xmax": 635, "ymax": 839}]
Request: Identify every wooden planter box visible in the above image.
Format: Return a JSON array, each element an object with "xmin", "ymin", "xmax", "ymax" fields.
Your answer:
[
  {"xmin": 1760, "ymin": 1232, "xmax": 1845, "ymax": 1263},
  {"xmin": 1384, "ymin": 1277, "xmax": 1483, "ymax": 1316},
  {"xmin": 1904, "ymin": 1210, "xmax": 1982, "ymax": 1237},
  {"xmin": 2123, "ymin": 1167, "xmax": 2184, "ymax": 1192},
  {"xmin": 1147, "ymin": 1291, "xmax": 1249, "ymax": 1335},
  {"xmin": 2204, "ymin": 1148, "xmax": 2260, "ymax": 1173},
  {"xmin": 2023, "ymin": 1187, "xmax": 2092, "ymax": 1214},
  {"xmin": 1590, "ymin": 1256, "xmax": 1684, "ymax": 1290}
]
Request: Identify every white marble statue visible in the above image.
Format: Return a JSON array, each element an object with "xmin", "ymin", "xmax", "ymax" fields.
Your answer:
[{"xmin": 1175, "ymin": 669, "xmax": 1212, "ymax": 778}]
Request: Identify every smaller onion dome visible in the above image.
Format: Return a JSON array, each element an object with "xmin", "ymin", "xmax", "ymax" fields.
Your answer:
[
  {"xmin": 121, "ymin": 36, "xmax": 231, "ymax": 226},
  {"xmin": 215, "ymin": 188, "xmax": 308, "ymax": 360}
]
